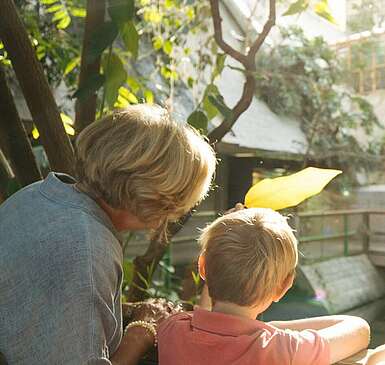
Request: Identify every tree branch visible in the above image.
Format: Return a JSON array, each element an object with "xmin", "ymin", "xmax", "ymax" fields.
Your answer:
[
  {"xmin": 0, "ymin": 0, "xmax": 75, "ymax": 175},
  {"xmin": 75, "ymin": 0, "xmax": 106, "ymax": 132},
  {"xmin": 0, "ymin": 64, "xmax": 42, "ymax": 186},
  {"xmin": 208, "ymin": 0, "xmax": 276, "ymax": 144},
  {"xmin": 209, "ymin": 0, "xmax": 248, "ymax": 66},
  {"xmin": 247, "ymin": 0, "xmax": 276, "ymax": 59},
  {"xmin": 208, "ymin": 74, "xmax": 256, "ymax": 144},
  {"xmin": 127, "ymin": 212, "xmax": 193, "ymax": 302}
]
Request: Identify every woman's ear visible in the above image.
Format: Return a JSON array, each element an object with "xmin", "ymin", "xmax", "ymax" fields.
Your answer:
[{"xmin": 198, "ymin": 254, "xmax": 206, "ymax": 280}]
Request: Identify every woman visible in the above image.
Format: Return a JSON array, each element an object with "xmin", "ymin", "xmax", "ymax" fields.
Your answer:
[{"xmin": 0, "ymin": 104, "xmax": 216, "ymax": 365}]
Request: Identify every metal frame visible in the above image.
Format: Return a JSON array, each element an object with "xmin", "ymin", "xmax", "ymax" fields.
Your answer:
[{"xmin": 296, "ymin": 209, "xmax": 385, "ymax": 263}]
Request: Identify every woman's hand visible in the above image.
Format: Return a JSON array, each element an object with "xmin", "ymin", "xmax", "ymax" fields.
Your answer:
[{"xmin": 112, "ymin": 299, "xmax": 183, "ymax": 365}]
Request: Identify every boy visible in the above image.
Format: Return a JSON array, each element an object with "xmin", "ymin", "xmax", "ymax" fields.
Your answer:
[{"xmin": 158, "ymin": 208, "xmax": 370, "ymax": 365}]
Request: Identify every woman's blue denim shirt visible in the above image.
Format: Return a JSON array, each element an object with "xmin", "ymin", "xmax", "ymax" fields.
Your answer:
[{"xmin": 0, "ymin": 173, "xmax": 123, "ymax": 364}]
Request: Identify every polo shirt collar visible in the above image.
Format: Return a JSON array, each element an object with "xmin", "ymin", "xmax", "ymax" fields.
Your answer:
[
  {"xmin": 39, "ymin": 172, "xmax": 120, "ymax": 241},
  {"xmin": 192, "ymin": 309, "xmax": 272, "ymax": 337}
]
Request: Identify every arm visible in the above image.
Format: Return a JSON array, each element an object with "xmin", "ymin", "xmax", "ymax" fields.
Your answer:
[
  {"xmin": 366, "ymin": 345, "xmax": 385, "ymax": 365},
  {"xmin": 111, "ymin": 327, "xmax": 154, "ymax": 365},
  {"xmin": 270, "ymin": 315, "xmax": 370, "ymax": 364},
  {"xmin": 111, "ymin": 299, "xmax": 183, "ymax": 365}
]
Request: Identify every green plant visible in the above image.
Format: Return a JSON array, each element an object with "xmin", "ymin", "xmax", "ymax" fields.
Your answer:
[{"xmin": 255, "ymin": 26, "xmax": 383, "ymax": 179}]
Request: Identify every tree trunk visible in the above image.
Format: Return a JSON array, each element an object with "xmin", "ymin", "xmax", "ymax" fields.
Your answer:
[
  {"xmin": 75, "ymin": 0, "xmax": 106, "ymax": 132},
  {"xmin": 127, "ymin": 213, "xmax": 192, "ymax": 302},
  {"xmin": 0, "ymin": 148, "xmax": 13, "ymax": 201},
  {"xmin": 0, "ymin": 65, "xmax": 42, "ymax": 186},
  {"xmin": 0, "ymin": 0, "xmax": 75, "ymax": 175}
]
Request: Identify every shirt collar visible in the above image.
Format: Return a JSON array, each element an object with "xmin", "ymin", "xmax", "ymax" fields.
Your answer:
[
  {"xmin": 191, "ymin": 309, "xmax": 272, "ymax": 337},
  {"xmin": 39, "ymin": 172, "xmax": 121, "ymax": 241}
]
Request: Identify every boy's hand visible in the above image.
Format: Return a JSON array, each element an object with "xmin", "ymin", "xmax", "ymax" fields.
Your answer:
[{"xmin": 224, "ymin": 203, "xmax": 245, "ymax": 215}]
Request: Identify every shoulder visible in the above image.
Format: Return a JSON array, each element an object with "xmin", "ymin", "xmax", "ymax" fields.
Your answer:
[{"xmin": 159, "ymin": 312, "xmax": 192, "ymax": 336}]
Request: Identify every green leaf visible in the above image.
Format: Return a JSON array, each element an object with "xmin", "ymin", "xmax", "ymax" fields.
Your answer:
[
  {"xmin": 152, "ymin": 36, "xmax": 163, "ymax": 50},
  {"xmin": 186, "ymin": 6, "xmax": 195, "ymax": 20},
  {"xmin": 144, "ymin": 89, "xmax": 154, "ymax": 104},
  {"xmin": 123, "ymin": 259, "xmax": 134, "ymax": 286},
  {"xmin": 314, "ymin": 0, "xmax": 336, "ymax": 24},
  {"xmin": 72, "ymin": 73, "xmax": 105, "ymax": 101},
  {"xmin": 187, "ymin": 76, "xmax": 194, "ymax": 88},
  {"xmin": 283, "ymin": 0, "xmax": 310, "ymax": 16},
  {"xmin": 103, "ymin": 52, "xmax": 128, "ymax": 108},
  {"xmin": 203, "ymin": 84, "xmax": 220, "ymax": 120},
  {"xmin": 191, "ymin": 271, "xmax": 201, "ymax": 286},
  {"xmin": 187, "ymin": 109, "xmax": 208, "ymax": 134},
  {"xmin": 86, "ymin": 22, "xmax": 119, "ymax": 64},
  {"xmin": 46, "ymin": 4, "xmax": 62, "ymax": 13},
  {"xmin": 52, "ymin": 9, "xmax": 67, "ymax": 21},
  {"xmin": 126, "ymin": 76, "xmax": 141, "ymax": 93},
  {"xmin": 57, "ymin": 16, "xmax": 71, "ymax": 29},
  {"xmin": 214, "ymin": 53, "xmax": 226, "ymax": 78},
  {"xmin": 108, "ymin": 0, "xmax": 135, "ymax": 25},
  {"xmin": 144, "ymin": 8, "xmax": 162, "ymax": 24},
  {"xmin": 208, "ymin": 94, "xmax": 232, "ymax": 119},
  {"xmin": 117, "ymin": 86, "xmax": 138, "ymax": 105},
  {"xmin": 120, "ymin": 21, "xmax": 139, "ymax": 59},
  {"xmin": 70, "ymin": 7, "xmax": 86, "ymax": 17},
  {"xmin": 163, "ymin": 40, "xmax": 173, "ymax": 55},
  {"xmin": 40, "ymin": 0, "xmax": 58, "ymax": 4},
  {"xmin": 64, "ymin": 56, "xmax": 80, "ymax": 76},
  {"xmin": 165, "ymin": 0, "xmax": 174, "ymax": 8}
]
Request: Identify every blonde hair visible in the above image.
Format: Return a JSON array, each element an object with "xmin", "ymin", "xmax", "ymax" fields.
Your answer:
[
  {"xmin": 75, "ymin": 104, "xmax": 216, "ymax": 234},
  {"xmin": 199, "ymin": 208, "xmax": 298, "ymax": 306}
]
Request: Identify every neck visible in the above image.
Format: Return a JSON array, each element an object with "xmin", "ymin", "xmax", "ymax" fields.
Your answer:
[{"xmin": 212, "ymin": 301, "xmax": 267, "ymax": 320}]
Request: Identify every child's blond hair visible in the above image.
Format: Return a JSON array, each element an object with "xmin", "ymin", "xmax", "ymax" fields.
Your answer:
[
  {"xmin": 75, "ymin": 104, "xmax": 216, "ymax": 234},
  {"xmin": 199, "ymin": 208, "xmax": 298, "ymax": 306}
]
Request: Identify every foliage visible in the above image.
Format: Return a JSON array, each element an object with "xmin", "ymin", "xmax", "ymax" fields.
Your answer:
[
  {"xmin": 281, "ymin": 0, "xmax": 335, "ymax": 23},
  {"xmin": 6, "ymin": 0, "xmax": 86, "ymax": 86},
  {"xmin": 255, "ymin": 27, "xmax": 383, "ymax": 176},
  {"xmin": 346, "ymin": 0, "xmax": 385, "ymax": 33},
  {"xmin": 121, "ymin": 257, "xmax": 200, "ymax": 306}
]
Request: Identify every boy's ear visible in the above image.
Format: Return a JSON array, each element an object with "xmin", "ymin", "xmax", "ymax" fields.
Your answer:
[
  {"xmin": 198, "ymin": 254, "xmax": 206, "ymax": 280},
  {"xmin": 274, "ymin": 273, "xmax": 295, "ymax": 303}
]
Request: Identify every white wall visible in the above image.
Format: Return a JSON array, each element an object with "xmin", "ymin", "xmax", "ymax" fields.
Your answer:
[{"xmin": 232, "ymin": 0, "xmax": 346, "ymax": 44}]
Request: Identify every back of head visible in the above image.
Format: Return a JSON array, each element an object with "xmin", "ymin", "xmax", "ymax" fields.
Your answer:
[
  {"xmin": 75, "ymin": 104, "xmax": 216, "ymax": 233},
  {"xmin": 199, "ymin": 208, "xmax": 298, "ymax": 306}
]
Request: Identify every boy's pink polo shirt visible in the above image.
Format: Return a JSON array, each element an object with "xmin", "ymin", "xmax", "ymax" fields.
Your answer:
[{"xmin": 158, "ymin": 309, "xmax": 330, "ymax": 365}]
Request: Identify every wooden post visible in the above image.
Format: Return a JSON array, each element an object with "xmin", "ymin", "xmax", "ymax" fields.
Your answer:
[
  {"xmin": 0, "ymin": 65, "xmax": 42, "ymax": 186},
  {"xmin": 0, "ymin": 0, "xmax": 75, "ymax": 175}
]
